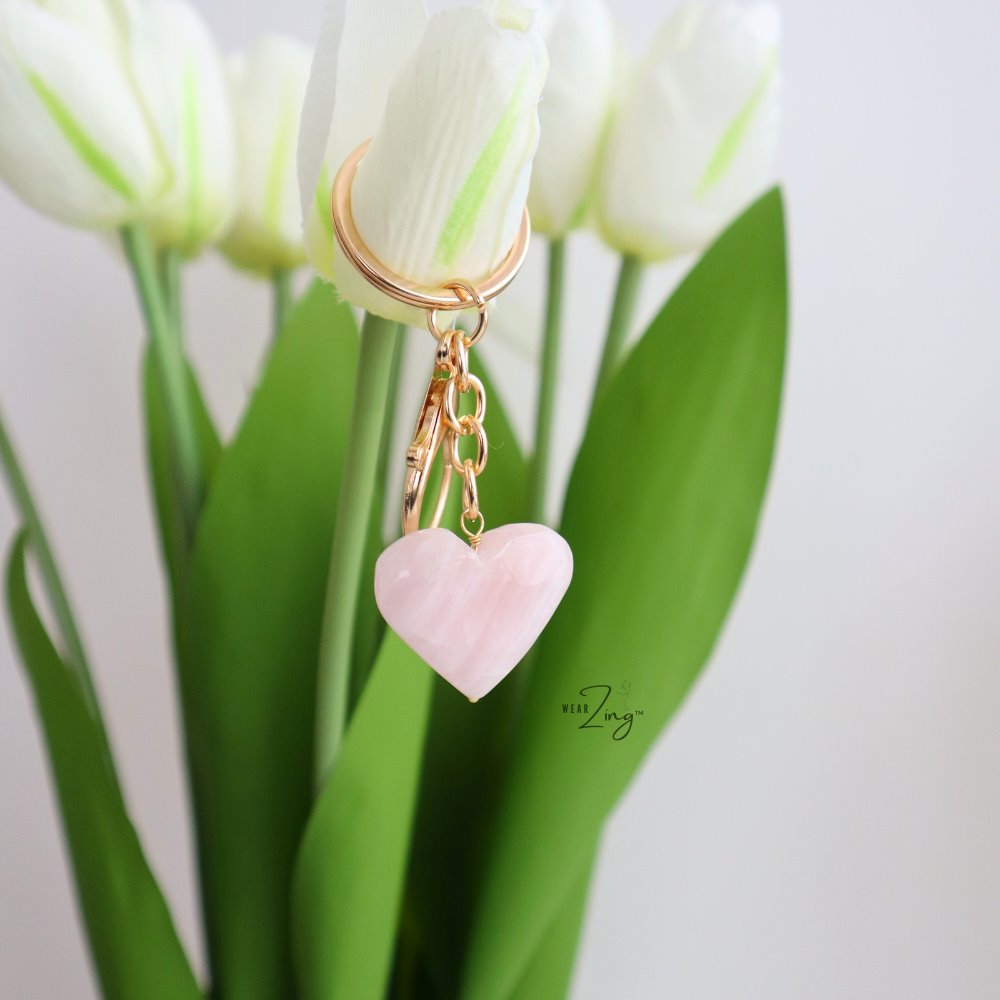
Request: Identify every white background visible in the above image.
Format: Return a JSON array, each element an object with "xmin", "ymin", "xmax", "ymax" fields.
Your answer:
[{"xmin": 2, "ymin": 1, "xmax": 999, "ymax": 997}]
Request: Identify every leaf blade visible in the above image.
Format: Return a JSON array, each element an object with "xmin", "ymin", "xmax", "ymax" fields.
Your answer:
[
  {"xmin": 506, "ymin": 853, "xmax": 595, "ymax": 1000},
  {"xmin": 292, "ymin": 631, "xmax": 433, "ymax": 1000},
  {"xmin": 5, "ymin": 532, "xmax": 202, "ymax": 1000},
  {"xmin": 178, "ymin": 281, "xmax": 358, "ymax": 998},
  {"xmin": 461, "ymin": 189, "xmax": 789, "ymax": 998}
]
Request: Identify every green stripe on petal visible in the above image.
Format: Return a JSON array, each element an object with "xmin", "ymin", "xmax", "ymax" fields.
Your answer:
[
  {"xmin": 436, "ymin": 66, "xmax": 529, "ymax": 268},
  {"xmin": 26, "ymin": 71, "xmax": 137, "ymax": 202},
  {"xmin": 182, "ymin": 61, "xmax": 202, "ymax": 247},
  {"xmin": 315, "ymin": 166, "xmax": 334, "ymax": 243},
  {"xmin": 697, "ymin": 50, "xmax": 776, "ymax": 198}
]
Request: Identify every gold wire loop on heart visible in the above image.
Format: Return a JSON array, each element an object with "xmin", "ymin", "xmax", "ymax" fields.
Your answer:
[{"xmin": 461, "ymin": 511, "xmax": 485, "ymax": 545}]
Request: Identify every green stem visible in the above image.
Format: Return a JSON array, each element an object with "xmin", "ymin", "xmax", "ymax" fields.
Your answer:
[
  {"xmin": 528, "ymin": 239, "xmax": 565, "ymax": 524},
  {"xmin": 347, "ymin": 328, "xmax": 406, "ymax": 715},
  {"xmin": 314, "ymin": 313, "xmax": 403, "ymax": 785},
  {"xmin": 592, "ymin": 254, "xmax": 644, "ymax": 403},
  {"xmin": 0, "ymin": 408, "xmax": 100, "ymax": 722},
  {"xmin": 272, "ymin": 268, "xmax": 293, "ymax": 339},
  {"xmin": 159, "ymin": 248, "xmax": 182, "ymax": 337},
  {"xmin": 121, "ymin": 226, "xmax": 203, "ymax": 542},
  {"xmin": 379, "ymin": 331, "xmax": 406, "ymax": 539}
]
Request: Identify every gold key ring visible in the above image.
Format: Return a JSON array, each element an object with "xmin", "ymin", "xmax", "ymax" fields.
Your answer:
[
  {"xmin": 331, "ymin": 139, "xmax": 521, "ymax": 549},
  {"xmin": 331, "ymin": 139, "xmax": 531, "ymax": 312}
]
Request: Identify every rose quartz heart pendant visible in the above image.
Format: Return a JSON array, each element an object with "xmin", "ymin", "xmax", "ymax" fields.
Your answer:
[{"xmin": 374, "ymin": 523, "xmax": 573, "ymax": 701}]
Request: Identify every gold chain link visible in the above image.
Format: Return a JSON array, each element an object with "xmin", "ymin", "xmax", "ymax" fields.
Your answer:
[{"xmin": 440, "ymin": 328, "xmax": 488, "ymax": 548}]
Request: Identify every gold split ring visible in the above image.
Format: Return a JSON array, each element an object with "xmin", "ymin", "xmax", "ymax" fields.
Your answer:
[{"xmin": 331, "ymin": 139, "xmax": 531, "ymax": 313}]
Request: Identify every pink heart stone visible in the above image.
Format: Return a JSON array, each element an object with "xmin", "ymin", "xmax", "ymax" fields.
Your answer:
[{"xmin": 374, "ymin": 523, "xmax": 573, "ymax": 701}]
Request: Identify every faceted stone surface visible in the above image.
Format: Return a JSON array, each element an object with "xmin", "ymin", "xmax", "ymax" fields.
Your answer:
[{"xmin": 374, "ymin": 524, "xmax": 573, "ymax": 701}]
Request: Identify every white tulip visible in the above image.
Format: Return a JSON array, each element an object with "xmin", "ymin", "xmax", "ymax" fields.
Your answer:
[
  {"xmin": 528, "ymin": 0, "xmax": 617, "ymax": 237},
  {"xmin": 298, "ymin": 0, "xmax": 548, "ymax": 324},
  {"xmin": 596, "ymin": 1, "xmax": 781, "ymax": 261},
  {"xmin": 220, "ymin": 36, "xmax": 311, "ymax": 274},
  {"xmin": 0, "ymin": 0, "xmax": 168, "ymax": 228},
  {"xmin": 134, "ymin": 0, "xmax": 235, "ymax": 254}
]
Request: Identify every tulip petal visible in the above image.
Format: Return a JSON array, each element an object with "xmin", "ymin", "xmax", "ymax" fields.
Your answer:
[
  {"xmin": 597, "ymin": 1, "xmax": 781, "ymax": 260},
  {"xmin": 134, "ymin": 0, "xmax": 236, "ymax": 253},
  {"xmin": 488, "ymin": 0, "xmax": 545, "ymax": 32},
  {"xmin": 30, "ymin": 0, "xmax": 140, "ymax": 62},
  {"xmin": 298, "ymin": 0, "xmax": 428, "ymax": 281},
  {"xmin": 23, "ymin": 71, "xmax": 136, "ymax": 200},
  {"xmin": 339, "ymin": 7, "xmax": 547, "ymax": 322},
  {"xmin": 697, "ymin": 45, "xmax": 778, "ymax": 196},
  {"xmin": 221, "ymin": 36, "xmax": 311, "ymax": 273},
  {"xmin": 528, "ymin": 0, "xmax": 618, "ymax": 236},
  {"xmin": 0, "ymin": 0, "xmax": 165, "ymax": 227}
]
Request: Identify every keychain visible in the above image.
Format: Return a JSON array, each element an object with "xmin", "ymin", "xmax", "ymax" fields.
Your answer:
[{"xmin": 332, "ymin": 140, "xmax": 573, "ymax": 702}]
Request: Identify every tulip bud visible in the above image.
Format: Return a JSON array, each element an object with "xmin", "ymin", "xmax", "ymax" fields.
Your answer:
[
  {"xmin": 298, "ymin": 0, "xmax": 548, "ymax": 324},
  {"xmin": 0, "ymin": 0, "xmax": 168, "ymax": 228},
  {"xmin": 597, "ymin": 2, "xmax": 781, "ymax": 261},
  {"xmin": 528, "ymin": 0, "xmax": 617, "ymax": 237},
  {"xmin": 134, "ymin": 1, "xmax": 236, "ymax": 254},
  {"xmin": 219, "ymin": 36, "xmax": 311, "ymax": 274}
]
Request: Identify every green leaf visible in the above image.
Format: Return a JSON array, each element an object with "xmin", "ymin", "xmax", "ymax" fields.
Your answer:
[
  {"xmin": 350, "ymin": 496, "xmax": 388, "ymax": 708},
  {"xmin": 461, "ymin": 189, "xmax": 788, "ymax": 999},
  {"xmin": 5, "ymin": 532, "xmax": 202, "ymax": 1000},
  {"xmin": 178, "ymin": 282, "xmax": 358, "ymax": 999},
  {"xmin": 405, "ymin": 356, "xmax": 531, "ymax": 996},
  {"xmin": 143, "ymin": 350, "xmax": 221, "ymax": 607},
  {"xmin": 293, "ymin": 631, "xmax": 433, "ymax": 1000},
  {"xmin": 507, "ymin": 853, "xmax": 594, "ymax": 1000}
]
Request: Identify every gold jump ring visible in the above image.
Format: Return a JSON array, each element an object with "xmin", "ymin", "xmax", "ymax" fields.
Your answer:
[
  {"xmin": 462, "ymin": 459, "xmax": 480, "ymax": 520},
  {"xmin": 443, "ymin": 374, "xmax": 486, "ymax": 434},
  {"xmin": 427, "ymin": 281, "xmax": 489, "ymax": 347}
]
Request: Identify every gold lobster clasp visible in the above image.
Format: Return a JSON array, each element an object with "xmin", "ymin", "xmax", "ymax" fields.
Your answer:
[{"xmin": 401, "ymin": 338, "xmax": 454, "ymax": 535}]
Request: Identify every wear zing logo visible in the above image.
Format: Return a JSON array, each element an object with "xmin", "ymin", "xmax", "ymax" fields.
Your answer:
[{"xmin": 562, "ymin": 682, "xmax": 643, "ymax": 741}]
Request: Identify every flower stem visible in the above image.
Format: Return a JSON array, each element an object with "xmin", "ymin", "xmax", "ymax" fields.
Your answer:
[
  {"xmin": 347, "ymin": 329, "xmax": 406, "ymax": 714},
  {"xmin": 0, "ymin": 407, "xmax": 100, "ymax": 722},
  {"xmin": 272, "ymin": 268, "xmax": 293, "ymax": 339},
  {"xmin": 159, "ymin": 248, "xmax": 182, "ymax": 336},
  {"xmin": 314, "ymin": 313, "xmax": 403, "ymax": 785},
  {"xmin": 121, "ymin": 225, "xmax": 203, "ymax": 542},
  {"xmin": 528, "ymin": 239, "xmax": 566, "ymax": 524},
  {"xmin": 592, "ymin": 253, "xmax": 644, "ymax": 403}
]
